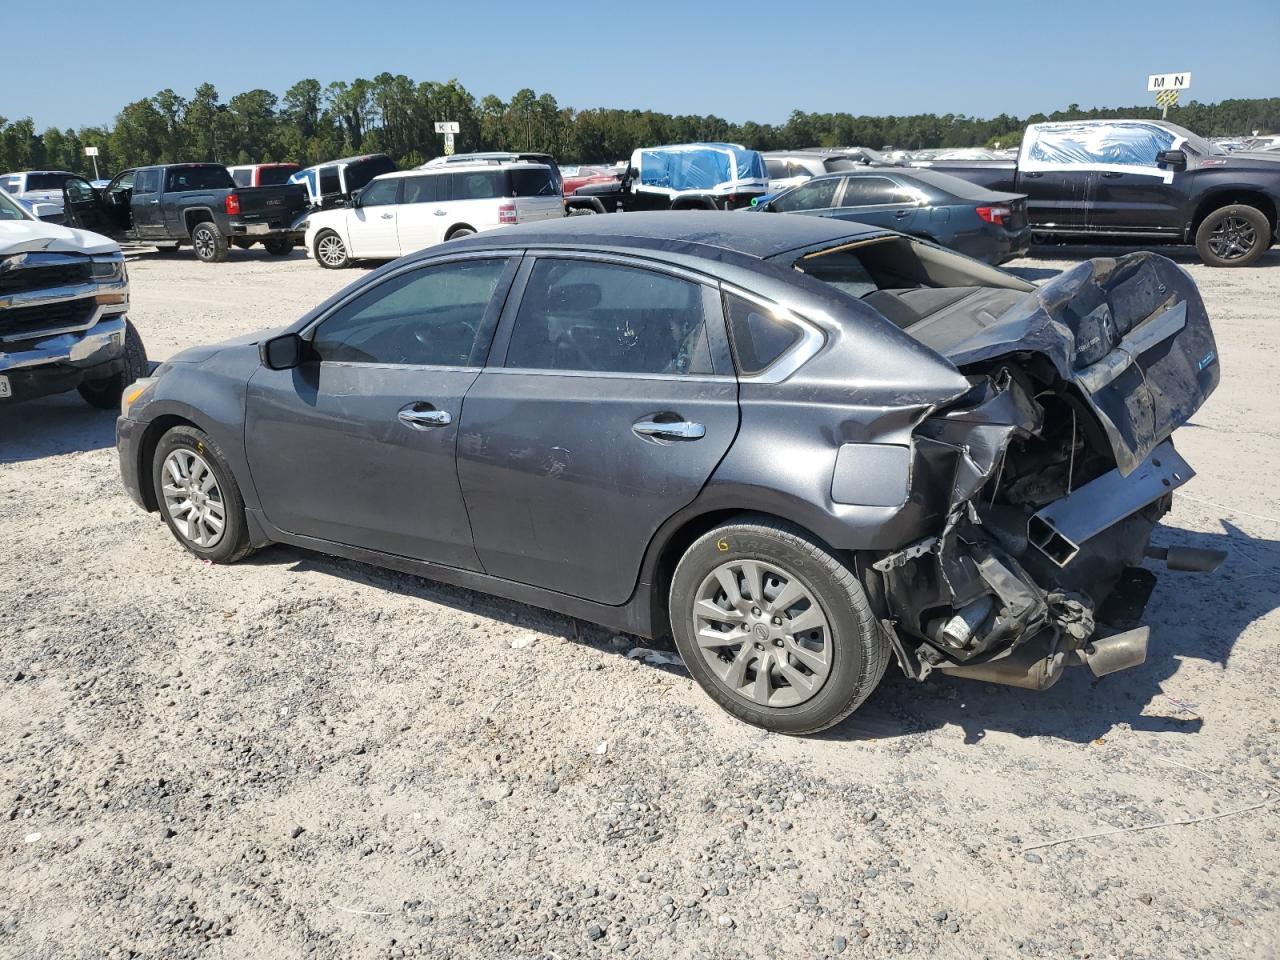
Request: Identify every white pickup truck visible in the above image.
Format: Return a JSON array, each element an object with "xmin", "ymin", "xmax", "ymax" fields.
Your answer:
[{"xmin": 0, "ymin": 187, "xmax": 147, "ymax": 407}]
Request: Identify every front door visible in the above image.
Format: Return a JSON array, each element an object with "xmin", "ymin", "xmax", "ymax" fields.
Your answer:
[
  {"xmin": 61, "ymin": 177, "xmax": 118, "ymax": 238},
  {"xmin": 343, "ymin": 176, "xmax": 402, "ymax": 258},
  {"xmin": 457, "ymin": 255, "xmax": 740, "ymax": 605},
  {"xmin": 245, "ymin": 256, "xmax": 518, "ymax": 569},
  {"xmin": 1085, "ymin": 125, "xmax": 1184, "ymax": 237}
]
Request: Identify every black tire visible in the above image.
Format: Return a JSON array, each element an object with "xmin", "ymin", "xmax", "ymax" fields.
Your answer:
[
  {"xmin": 263, "ymin": 237, "xmax": 294, "ymax": 256},
  {"xmin": 77, "ymin": 320, "xmax": 149, "ymax": 409},
  {"xmin": 190, "ymin": 221, "xmax": 229, "ymax": 263},
  {"xmin": 314, "ymin": 229, "xmax": 350, "ymax": 269},
  {"xmin": 1195, "ymin": 204, "xmax": 1271, "ymax": 267},
  {"xmin": 568, "ymin": 207, "xmax": 597, "ymax": 216},
  {"xmin": 446, "ymin": 226, "xmax": 476, "ymax": 240},
  {"xmin": 669, "ymin": 515, "xmax": 889, "ymax": 735},
  {"xmin": 151, "ymin": 425, "xmax": 253, "ymax": 564},
  {"xmin": 153, "ymin": 243, "xmax": 183, "ymax": 255}
]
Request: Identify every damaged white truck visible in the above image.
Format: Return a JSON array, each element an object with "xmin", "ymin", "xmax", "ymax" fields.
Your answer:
[{"xmin": 0, "ymin": 186, "xmax": 146, "ymax": 407}]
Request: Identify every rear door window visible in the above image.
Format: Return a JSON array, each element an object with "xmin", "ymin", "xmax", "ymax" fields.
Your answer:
[
  {"xmin": 165, "ymin": 166, "xmax": 234, "ymax": 191},
  {"xmin": 134, "ymin": 170, "xmax": 160, "ymax": 194},
  {"xmin": 839, "ymin": 176, "xmax": 903, "ymax": 206},
  {"xmin": 401, "ymin": 175, "xmax": 443, "ymax": 204},
  {"xmin": 505, "ymin": 259, "xmax": 714, "ymax": 375}
]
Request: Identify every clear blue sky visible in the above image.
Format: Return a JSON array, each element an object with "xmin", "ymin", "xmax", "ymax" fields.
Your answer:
[{"xmin": 5, "ymin": 0, "xmax": 1277, "ymax": 130}]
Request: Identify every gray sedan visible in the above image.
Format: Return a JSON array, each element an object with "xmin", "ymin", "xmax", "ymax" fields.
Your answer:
[
  {"xmin": 116, "ymin": 212, "xmax": 1220, "ymax": 734},
  {"xmin": 751, "ymin": 167, "xmax": 1033, "ymax": 265}
]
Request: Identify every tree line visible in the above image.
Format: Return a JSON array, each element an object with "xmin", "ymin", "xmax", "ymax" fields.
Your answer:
[{"xmin": 2, "ymin": 75, "xmax": 1278, "ymax": 178}]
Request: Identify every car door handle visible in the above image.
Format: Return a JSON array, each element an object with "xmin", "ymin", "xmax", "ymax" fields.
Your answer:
[
  {"xmin": 1100, "ymin": 171, "xmax": 1123, "ymax": 178},
  {"xmin": 149, "ymin": 199, "xmax": 160, "ymax": 205},
  {"xmin": 380, "ymin": 212, "xmax": 394, "ymax": 219},
  {"xmin": 1023, "ymin": 171, "xmax": 1044, "ymax": 179},
  {"xmin": 632, "ymin": 419, "xmax": 705, "ymax": 441},
  {"xmin": 398, "ymin": 403, "xmax": 452, "ymax": 428},
  {"xmin": 894, "ymin": 209, "xmax": 911, "ymax": 218}
]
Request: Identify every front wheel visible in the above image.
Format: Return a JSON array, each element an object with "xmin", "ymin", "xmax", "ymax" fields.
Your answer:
[
  {"xmin": 669, "ymin": 515, "xmax": 889, "ymax": 735},
  {"xmin": 314, "ymin": 229, "xmax": 350, "ymax": 268},
  {"xmin": 78, "ymin": 320, "xmax": 148, "ymax": 409},
  {"xmin": 190, "ymin": 222, "xmax": 229, "ymax": 263},
  {"xmin": 151, "ymin": 426, "xmax": 253, "ymax": 564},
  {"xmin": 1195, "ymin": 204, "xmax": 1271, "ymax": 267}
]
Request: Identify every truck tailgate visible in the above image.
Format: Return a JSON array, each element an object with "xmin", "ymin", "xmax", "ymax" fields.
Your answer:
[{"xmin": 233, "ymin": 184, "xmax": 309, "ymax": 225}]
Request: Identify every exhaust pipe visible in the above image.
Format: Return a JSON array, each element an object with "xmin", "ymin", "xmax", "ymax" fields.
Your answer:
[
  {"xmin": 1077, "ymin": 626, "xmax": 1149, "ymax": 677},
  {"xmin": 939, "ymin": 630, "xmax": 1067, "ymax": 691},
  {"xmin": 940, "ymin": 626, "xmax": 1150, "ymax": 690},
  {"xmin": 1146, "ymin": 545, "xmax": 1226, "ymax": 572}
]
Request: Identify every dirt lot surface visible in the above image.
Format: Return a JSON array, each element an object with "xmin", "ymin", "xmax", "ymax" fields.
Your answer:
[{"xmin": 2, "ymin": 243, "xmax": 1278, "ymax": 960}]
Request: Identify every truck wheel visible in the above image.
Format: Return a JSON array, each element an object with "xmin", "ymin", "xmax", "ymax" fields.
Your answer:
[
  {"xmin": 1195, "ymin": 205, "xmax": 1271, "ymax": 267},
  {"xmin": 151, "ymin": 425, "xmax": 253, "ymax": 564},
  {"xmin": 314, "ymin": 230, "xmax": 350, "ymax": 268},
  {"xmin": 263, "ymin": 237, "xmax": 294, "ymax": 256},
  {"xmin": 668, "ymin": 515, "xmax": 890, "ymax": 735},
  {"xmin": 445, "ymin": 226, "xmax": 475, "ymax": 240},
  {"xmin": 568, "ymin": 207, "xmax": 597, "ymax": 216},
  {"xmin": 191, "ymin": 222, "xmax": 229, "ymax": 263},
  {"xmin": 78, "ymin": 320, "xmax": 148, "ymax": 409}
]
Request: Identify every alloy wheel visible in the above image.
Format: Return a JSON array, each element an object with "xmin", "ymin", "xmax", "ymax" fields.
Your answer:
[
  {"xmin": 1207, "ymin": 215, "xmax": 1257, "ymax": 261},
  {"xmin": 193, "ymin": 228, "xmax": 215, "ymax": 259},
  {"xmin": 691, "ymin": 559, "xmax": 833, "ymax": 708},
  {"xmin": 317, "ymin": 235, "xmax": 346, "ymax": 266},
  {"xmin": 161, "ymin": 449, "xmax": 226, "ymax": 548}
]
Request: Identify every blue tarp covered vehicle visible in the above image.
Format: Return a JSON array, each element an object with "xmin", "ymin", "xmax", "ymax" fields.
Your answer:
[{"xmin": 565, "ymin": 143, "xmax": 769, "ymax": 213}]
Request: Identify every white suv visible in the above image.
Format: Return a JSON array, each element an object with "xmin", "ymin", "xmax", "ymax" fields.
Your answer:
[{"xmin": 304, "ymin": 161, "xmax": 564, "ymax": 268}]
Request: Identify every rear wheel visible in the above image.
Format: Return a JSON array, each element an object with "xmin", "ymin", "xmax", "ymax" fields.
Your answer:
[
  {"xmin": 190, "ymin": 221, "xmax": 229, "ymax": 263},
  {"xmin": 78, "ymin": 320, "xmax": 148, "ymax": 409},
  {"xmin": 263, "ymin": 237, "xmax": 294, "ymax": 256},
  {"xmin": 669, "ymin": 515, "xmax": 889, "ymax": 734},
  {"xmin": 314, "ymin": 229, "xmax": 350, "ymax": 269},
  {"xmin": 1195, "ymin": 204, "xmax": 1271, "ymax": 267},
  {"xmin": 568, "ymin": 207, "xmax": 597, "ymax": 216},
  {"xmin": 445, "ymin": 226, "xmax": 475, "ymax": 240},
  {"xmin": 151, "ymin": 425, "xmax": 252, "ymax": 564}
]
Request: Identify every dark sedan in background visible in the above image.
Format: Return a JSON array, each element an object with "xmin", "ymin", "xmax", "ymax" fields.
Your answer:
[
  {"xmin": 751, "ymin": 167, "xmax": 1032, "ymax": 265},
  {"xmin": 114, "ymin": 213, "xmax": 1218, "ymax": 734}
]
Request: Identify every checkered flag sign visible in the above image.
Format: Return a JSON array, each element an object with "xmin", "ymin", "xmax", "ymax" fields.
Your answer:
[{"xmin": 1155, "ymin": 89, "xmax": 1179, "ymax": 108}]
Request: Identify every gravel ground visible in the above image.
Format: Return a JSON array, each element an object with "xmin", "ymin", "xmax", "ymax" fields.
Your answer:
[{"xmin": 2, "ymin": 243, "xmax": 1278, "ymax": 960}]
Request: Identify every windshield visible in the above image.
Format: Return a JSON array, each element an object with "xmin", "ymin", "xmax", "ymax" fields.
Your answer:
[{"xmin": 0, "ymin": 189, "xmax": 29, "ymax": 221}]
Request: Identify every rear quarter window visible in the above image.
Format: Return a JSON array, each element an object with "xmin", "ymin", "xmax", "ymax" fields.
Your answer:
[
  {"xmin": 724, "ymin": 294, "xmax": 803, "ymax": 375},
  {"xmin": 450, "ymin": 171, "xmax": 506, "ymax": 200}
]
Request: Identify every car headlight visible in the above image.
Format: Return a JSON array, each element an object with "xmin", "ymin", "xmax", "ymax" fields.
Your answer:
[
  {"xmin": 91, "ymin": 255, "xmax": 125, "ymax": 281},
  {"xmin": 120, "ymin": 373, "xmax": 160, "ymax": 418}
]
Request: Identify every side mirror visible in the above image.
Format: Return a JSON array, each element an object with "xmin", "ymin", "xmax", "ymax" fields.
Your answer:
[
  {"xmin": 260, "ymin": 332, "xmax": 305, "ymax": 370},
  {"xmin": 348, "ymin": 190, "xmax": 362, "ymax": 208},
  {"xmin": 1156, "ymin": 149, "xmax": 1187, "ymax": 168}
]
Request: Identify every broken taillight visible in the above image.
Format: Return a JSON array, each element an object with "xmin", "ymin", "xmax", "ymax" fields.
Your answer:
[
  {"xmin": 498, "ymin": 202, "xmax": 517, "ymax": 224},
  {"xmin": 976, "ymin": 204, "xmax": 1011, "ymax": 225},
  {"xmin": 225, "ymin": 193, "xmax": 242, "ymax": 216}
]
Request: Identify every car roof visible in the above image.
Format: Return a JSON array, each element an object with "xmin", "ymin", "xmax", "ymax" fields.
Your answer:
[
  {"xmin": 375, "ymin": 162, "xmax": 550, "ymax": 181},
  {"xmin": 439, "ymin": 210, "xmax": 882, "ymax": 261}
]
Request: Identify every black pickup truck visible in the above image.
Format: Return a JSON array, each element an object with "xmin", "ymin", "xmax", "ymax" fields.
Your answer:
[
  {"xmin": 61, "ymin": 164, "xmax": 308, "ymax": 263},
  {"xmin": 917, "ymin": 120, "xmax": 1280, "ymax": 267}
]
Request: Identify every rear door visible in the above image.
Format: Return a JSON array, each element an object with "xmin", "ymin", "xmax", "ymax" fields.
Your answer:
[
  {"xmin": 444, "ymin": 169, "xmax": 507, "ymax": 233},
  {"xmin": 832, "ymin": 175, "xmax": 921, "ymax": 231},
  {"xmin": 245, "ymin": 255, "xmax": 518, "ymax": 568},
  {"xmin": 456, "ymin": 255, "xmax": 739, "ymax": 604},
  {"xmin": 343, "ymin": 176, "xmax": 402, "ymax": 258},
  {"xmin": 395, "ymin": 173, "xmax": 449, "ymax": 254},
  {"xmin": 131, "ymin": 169, "xmax": 167, "ymax": 238},
  {"xmin": 1018, "ymin": 126, "xmax": 1097, "ymax": 231}
]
